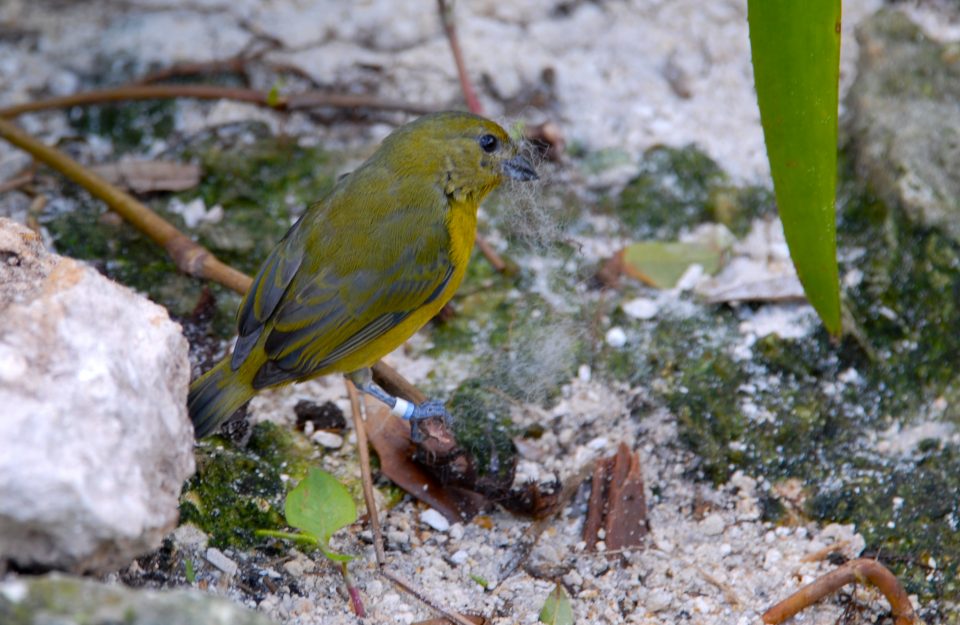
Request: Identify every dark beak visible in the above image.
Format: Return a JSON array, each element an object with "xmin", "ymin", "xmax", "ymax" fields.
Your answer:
[{"xmin": 502, "ymin": 154, "xmax": 538, "ymax": 181}]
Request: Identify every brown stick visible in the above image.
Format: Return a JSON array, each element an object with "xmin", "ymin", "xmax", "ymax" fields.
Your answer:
[
  {"xmin": 0, "ymin": 85, "xmax": 436, "ymax": 119},
  {"xmin": 346, "ymin": 379, "xmax": 386, "ymax": 566},
  {"xmin": 0, "ymin": 169, "xmax": 35, "ymax": 194},
  {"xmin": 372, "ymin": 361, "xmax": 427, "ymax": 404},
  {"xmin": 0, "ymin": 117, "xmax": 251, "ymax": 293},
  {"xmin": 136, "ymin": 57, "xmax": 251, "ymax": 85},
  {"xmin": 473, "ymin": 233, "xmax": 507, "ymax": 273},
  {"xmin": 762, "ymin": 558, "xmax": 918, "ymax": 625},
  {"xmin": 437, "ymin": 0, "xmax": 483, "ymax": 115}
]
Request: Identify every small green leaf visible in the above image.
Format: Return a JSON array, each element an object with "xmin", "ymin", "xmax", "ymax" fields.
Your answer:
[
  {"xmin": 621, "ymin": 241, "xmax": 722, "ymax": 289},
  {"xmin": 748, "ymin": 0, "xmax": 842, "ymax": 336},
  {"xmin": 539, "ymin": 584, "xmax": 574, "ymax": 625},
  {"xmin": 469, "ymin": 573, "xmax": 489, "ymax": 589},
  {"xmin": 266, "ymin": 84, "xmax": 282, "ymax": 108},
  {"xmin": 284, "ymin": 467, "xmax": 357, "ymax": 557}
]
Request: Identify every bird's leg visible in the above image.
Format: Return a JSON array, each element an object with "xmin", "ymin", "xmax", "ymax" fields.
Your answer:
[{"xmin": 346, "ymin": 369, "xmax": 452, "ymax": 442}]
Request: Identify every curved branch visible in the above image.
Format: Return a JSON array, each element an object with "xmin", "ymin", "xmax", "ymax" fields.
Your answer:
[{"xmin": 762, "ymin": 558, "xmax": 918, "ymax": 625}]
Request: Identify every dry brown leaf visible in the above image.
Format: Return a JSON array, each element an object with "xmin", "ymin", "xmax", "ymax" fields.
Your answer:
[
  {"xmin": 91, "ymin": 159, "xmax": 200, "ymax": 193},
  {"xmin": 584, "ymin": 442, "xmax": 649, "ymax": 550},
  {"xmin": 364, "ymin": 399, "xmax": 484, "ymax": 523}
]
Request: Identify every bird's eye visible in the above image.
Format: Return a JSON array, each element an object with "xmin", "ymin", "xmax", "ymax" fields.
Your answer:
[{"xmin": 478, "ymin": 134, "xmax": 499, "ymax": 153}]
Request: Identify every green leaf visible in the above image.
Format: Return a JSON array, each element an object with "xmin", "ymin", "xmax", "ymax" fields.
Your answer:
[
  {"xmin": 284, "ymin": 467, "xmax": 357, "ymax": 559},
  {"xmin": 621, "ymin": 241, "xmax": 723, "ymax": 289},
  {"xmin": 539, "ymin": 584, "xmax": 574, "ymax": 625},
  {"xmin": 266, "ymin": 84, "xmax": 282, "ymax": 108},
  {"xmin": 748, "ymin": 0, "xmax": 842, "ymax": 336}
]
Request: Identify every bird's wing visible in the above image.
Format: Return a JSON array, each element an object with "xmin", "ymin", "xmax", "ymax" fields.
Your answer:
[
  {"xmin": 231, "ymin": 221, "xmax": 305, "ymax": 370},
  {"xmin": 250, "ymin": 243, "xmax": 454, "ymax": 388}
]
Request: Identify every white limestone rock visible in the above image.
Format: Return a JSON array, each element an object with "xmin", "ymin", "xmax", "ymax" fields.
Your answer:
[{"xmin": 0, "ymin": 218, "xmax": 194, "ymax": 572}]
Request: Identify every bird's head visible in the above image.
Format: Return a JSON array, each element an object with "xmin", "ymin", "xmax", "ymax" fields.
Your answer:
[{"xmin": 382, "ymin": 111, "xmax": 538, "ymax": 205}]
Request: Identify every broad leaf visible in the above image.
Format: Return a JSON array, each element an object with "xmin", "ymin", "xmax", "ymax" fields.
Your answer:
[
  {"xmin": 539, "ymin": 584, "xmax": 574, "ymax": 625},
  {"xmin": 621, "ymin": 241, "xmax": 722, "ymax": 289},
  {"xmin": 284, "ymin": 467, "xmax": 357, "ymax": 559}
]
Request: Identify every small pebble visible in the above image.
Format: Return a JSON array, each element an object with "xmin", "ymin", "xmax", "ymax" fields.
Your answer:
[
  {"xmin": 311, "ymin": 431, "xmax": 344, "ymax": 448},
  {"xmin": 172, "ymin": 523, "xmax": 209, "ymax": 549},
  {"xmin": 205, "ymin": 547, "xmax": 238, "ymax": 577},
  {"xmin": 605, "ymin": 326, "xmax": 627, "ymax": 348},
  {"xmin": 622, "ymin": 297, "xmax": 659, "ymax": 320},
  {"xmin": 587, "ymin": 436, "xmax": 608, "ymax": 450},
  {"xmin": 563, "ymin": 569, "xmax": 583, "ymax": 588},
  {"xmin": 577, "ymin": 363, "xmax": 592, "ymax": 382},
  {"xmin": 646, "ymin": 588, "xmax": 672, "ymax": 612},
  {"xmin": 700, "ymin": 513, "xmax": 725, "ymax": 536},
  {"xmin": 449, "ymin": 549, "xmax": 469, "ymax": 565},
  {"xmin": 763, "ymin": 548, "xmax": 783, "ymax": 569},
  {"xmin": 421, "ymin": 508, "xmax": 450, "ymax": 532},
  {"xmin": 449, "ymin": 523, "xmax": 464, "ymax": 540}
]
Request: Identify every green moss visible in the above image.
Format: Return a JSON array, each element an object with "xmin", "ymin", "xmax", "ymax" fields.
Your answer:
[
  {"xmin": 69, "ymin": 100, "xmax": 176, "ymax": 154},
  {"xmin": 180, "ymin": 128, "xmax": 338, "ymax": 277},
  {"xmin": 809, "ymin": 441, "xmax": 960, "ymax": 600},
  {"xmin": 179, "ymin": 422, "xmax": 314, "ymax": 549},
  {"xmin": 448, "ymin": 378, "xmax": 517, "ymax": 488},
  {"xmin": 598, "ymin": 159, "xmax": 960, "ymax": 607},
  {"xmin": 613, "ymin": 145, "xmax": 774, "ymax": 239}
]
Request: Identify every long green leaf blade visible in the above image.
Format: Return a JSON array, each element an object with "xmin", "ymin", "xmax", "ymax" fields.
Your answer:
[{"xmin": 748, "ymin": 0, "xmax": 842, "ymax": 336}]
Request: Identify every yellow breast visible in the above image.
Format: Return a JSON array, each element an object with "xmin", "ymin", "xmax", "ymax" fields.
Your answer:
[{"xmin": 322, "ymin": 199, "xmax": 478, "ymax": 374}]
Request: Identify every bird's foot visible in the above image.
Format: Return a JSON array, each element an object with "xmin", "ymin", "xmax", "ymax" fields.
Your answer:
[{"xmin": 395, "ymin": 398, "xmax": 452, "ymax": 442}]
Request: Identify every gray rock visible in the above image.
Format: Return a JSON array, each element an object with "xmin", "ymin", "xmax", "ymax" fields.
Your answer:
[
  {"xmin": 0, "ymin": 218, "xmax": 195, "ymax": 572},
  {"xmin": 847, "ymin": 10, "xmax": 960, "ymax": 239},
  {"xmin": 0, "ymin": 574, "xmax": 277, "ymax": 625}
]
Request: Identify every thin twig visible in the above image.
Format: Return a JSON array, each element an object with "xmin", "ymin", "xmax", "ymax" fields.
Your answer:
[
  {"xmin": 136, "ymin": 56, "xmax": 251, "ymax": 85},
  {"xmin": 0, "ymin": 168, "xmax": 35, "ymax": 194},
  {"xmin": 0, "ymin": 85, "xmax": 437, "ymax": 119},
  {"xmin": 372, "ymin": 362, "xmax": 427, "ymax": 404},
  {"xmin": 473, "ymin": 233, "xmax": 508, "ymax": 273},
  {"xmin": 437, "ymin": 0, "xmax": 483, "ymax": 115},
  {"xmin": 381, "ymin": 568, "xmax": 477, "ymax": 625},
  {"xmin": 0, "ymin": 117, "xmax": 250, "ymax": 293},
  {"xmin": 762, "ymin": 558, "xmax": 918, "ymax": 625},
  {"xmin": 346, "ymin": 379, "xmax": 386, "ymax": 566}
]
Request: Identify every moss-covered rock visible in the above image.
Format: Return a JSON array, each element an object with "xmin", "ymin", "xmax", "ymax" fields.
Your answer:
[
  {"xmin": 179, "ymin": 422, "xmax": 314, "ymax": 549},
  {"xmin": 613, "ymin": 145, "xmax": 774, "ymax": 239},
  {"xmin": 448, "ymin": 378, "xmax": 518, "ymax": 493}
]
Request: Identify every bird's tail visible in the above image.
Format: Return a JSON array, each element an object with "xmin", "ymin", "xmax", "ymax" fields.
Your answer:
[{"xmin": 188, "ymin": 359, "xmax": 254, "ymax": 438}]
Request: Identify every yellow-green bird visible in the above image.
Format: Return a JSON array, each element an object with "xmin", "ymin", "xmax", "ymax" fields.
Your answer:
[{"xmin": 189, "ymin": 111, "xmax": 538, "ymax": 438}]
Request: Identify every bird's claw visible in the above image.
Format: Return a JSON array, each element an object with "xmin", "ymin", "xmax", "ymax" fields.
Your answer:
[{"xmin": 408, "ymin": 399, "xmax": 453, "ymax": 443}]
